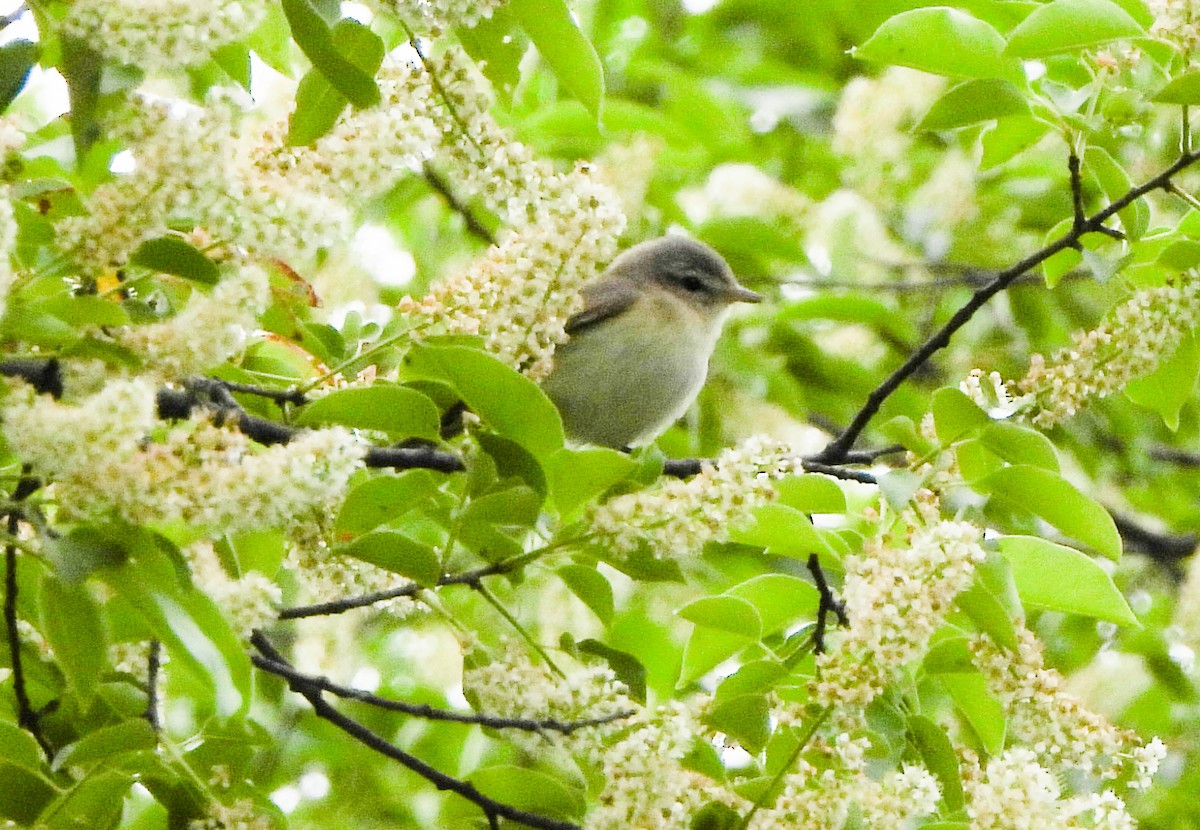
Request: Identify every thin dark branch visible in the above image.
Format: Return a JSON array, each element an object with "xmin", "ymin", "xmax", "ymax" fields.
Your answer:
[
  {"xmin": 800, "ymin": 461, "xmax": 877, "ymax": 484},
  {"xmin": 1148, "ymin": 445, "xmax": 1200, "ymax": 467},
  {"xmin": 144, "ymin": 639, "xmax": 162, "ymax": 733},
  {"xmin": 423, "ymin": 162, "xmax": 497, "ymax": 245},
  {"xmin": 279, "ymin": 563, "xmax": 507, "ymax": 619},
  {"xmin": 1069, "ymin": 151, "xmax": 1087, "ymax": 236},
  {"xmin": 838, "ymin": 444, "xmax": 904, "ymax": 464},
  {"xmin": 4, "ymin": 471, "xmax": 52, "ymax": 758},
  {"xmin": 217, "ymin": 379, "xmax": 308, "ymax": 407},
  {"xmin": 813, "ymin": 149, "xmax": 1200, "ymax": 464},
  {"xmin": 251, "ymin": 632, "xmax": 580, "ymax": 830},
  {"xmin": 664, "ymin": 455, "xmax": 881, "ymax": 484},
  {"xmin": 252, "ymin": 653, "xmax": 632, "ymax": 733},
  {"xmin": 806, "ymin": 553, "xmax": 847, "ymax": 655},
  {"xmin": 1110, "ymin": 511, "xmax": 1196, "ymax": 569}
]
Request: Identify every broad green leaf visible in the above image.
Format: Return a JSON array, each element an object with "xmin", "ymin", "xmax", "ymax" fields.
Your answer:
[
  {"xmin": 1157, "ymin": 240, "xmax": 1200, "ymax": 270},
  {"xmin": 294, "ymin": 385, "xmax": 441, "ymax": 441},
  {"xmin": 955, "ymin": 438, "xmax": 1006, "ymax": 482},
  {"xmin": 404, "ymin": 344, "xmax": 564, "ymax": 459},
  {"xmin": 924, "ymin": 636, "xmax": 976, "ymax": 674},
  {"xmin": 1154, "ymin": 71, "xmax": 1200, "ymax": 104},
  {"xmin": 38, "ymin": 575, "xmax": 106, "ymax": 704},
  {"xmin": 1005, "ymin": 0, "xmax": 1146, "ymax": 57},
  {"xmin": 38, "ymin": 295, "xmax": 131, "ymax": 328},
  {"xmin": 880, "ymin": 415, "xmax": 935, "ymax": 456},
  {"xmin": 917, "ymin": 78, "xmax": 1029, "ymax": 131},
  {"xmin": 690, "ymin": 802, "xmax": 742, "ymax": 830},
  {"xmin": 288, "ymin": 19, "xmax": 385, "ymax": 145},
  {"xmin": 854, "ymin": 8, "xmax": 1021, "ymax": 81},
  {"xmin": 577, "ymin": 639, "xmax": 647, "ymax": 702},
  {"xmin": 774, "ymin": 475, "xmax": 846, "ymax": 514},
  {"xmin": 706, "ymin": 694, "xmax": 771, "ymax": 753},
  {"xmin": 679, "ymin": 628, "xmax": 756, "ymax": 687},
  {"xmin": 977, "ymin": 465, "xmax": 1122, "ymax": 560},
  {"xmin": 981, "ymin": 115, "xmax": 1050, "ymax": 169},
  {"xmin": 469, "ymin": 766, "xmax": 585, "ymax": 820},
  {"xmin": 997, "ymin": 536, "xmax": 1138, "ymax": 625},
  {"xmin": 879, "ymin": 469, "xmax": 922, "ymax": 509},
  {"xmin": 0, "ymin": 723, "xmax": 44, "ymax": 773},
  {"xmin": 1085, "ymin": 146, "xmax": 1149, "ymax": 241},
  {"xmin": 280, "ymin": 0, "xmax": 381, "ymax": 108},
  {"xmin": 339, "ymin": 531, "xmax": 441, "ymax": 587},
  {"xmin": 334, "ymin": 470, "xmax": 439, "ymax": 538},
  {"xmin": 941, "ymin": 672, "xmax": 1006, "ymax": 754},
  {"xmin": 726, "ymin": 574, "xmax": 819, "ymax": 636},
  {"xmin": 728, "ymin": 503, "xmax": 833, "ymax": 559},
  {"xmin": 60, "ymin": 37, "xmax": 103, "ymax": 158},
  {"xmin": 558, "ymin": 564, "xmax": 614, "ymax": 625},
  {"xmin": 36, "ymin": 770, "xmax": 132, "ymax": 830},
  {"xmin": 958, "ymin": 552, "xmax": 1023, "ymax": 650},
  {"xmin": 0, "ymin": 40, "xmax": 37, "ymax": 113},
  {"xmin": 908, "ymin": 714, "xmax": 966, "ymax": 814},
  {"xmin": 476, "ymin": 432, "xmax": 548, "ymax": 499},
  {"xmin": 1125, "ymin": 329, "xmax": 1200, "ymax": 430},
  {"xmin": 52, "ymin": 720, "xmax": 156, "ymax": 773},
  {"xmin": 457, "ymin": 8, "xmax": 525, "ymax": 104},
  {"xmin": 980, "ymin": 421, "xmax": 1059, "ymax": 472},
  {"xmin": 510, "ymin": 0, "xmax": 605, "ymax": 123},
  {"xmin": 129, "ymin": 237, "xmax": 219, "ymax": 284},
  {"xmin": 99, "ymin": 545, "xmax": 252, "ymax": 718},
  {"xmin": 932, "ymin": 387, "xmax": 991, "ymax": 443},
  {"xmin": 547, "ymin": 446, "xmax": 636, "ymax": 517},
  {"xmin": 713, "ymin": 660, "xmax": 788, "ymax": 707},
  {"xmin": 679, "ymin": 596, "xmax": 763, "ymax": 638}
]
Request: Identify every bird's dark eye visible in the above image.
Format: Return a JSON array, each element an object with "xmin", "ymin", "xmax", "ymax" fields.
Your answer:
[{"xmin": 680, "ymin": 275, "xmax": 705, "ymax": 292}]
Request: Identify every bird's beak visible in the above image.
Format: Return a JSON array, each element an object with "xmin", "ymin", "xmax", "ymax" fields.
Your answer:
[{"xmin": 728, "ymin": 285, "xmax": 764, "ymax": 303}]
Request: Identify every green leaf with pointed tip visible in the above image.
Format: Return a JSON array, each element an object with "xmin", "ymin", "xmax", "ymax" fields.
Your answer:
[
  {"xmin": 976, "ymin": 465, "xmax": 1122, "ymax": 560},
  {"xmin": 774, "ymin": 475, "xmax": 846, "ymax": 514},
  {"xmin": 0, "ymin": 723, "xmax": 44, "ymax": 773},
  {"xmin": 980, "ymin": 421, "xmax": 1059, "ymax": 472},
  {"xmin": 405, "ymin": 344, "xmax": 564, "ymax": 459},
  {"xmin": 294, "ymin": 385, "xmax": 441, "ymax": 441},
  {"xmin": 0, "ymin": 40, "xmax": 36, "ymax": 113},
  {"xmin": 729, "ymin": 503, "xmax": 833, "ymax": 559},
  {"xmin": 706, "ymin": 694, "xmax": 771, "ymax": 753},
  {"xmin": 577, "ymin": 639, "xmax": 646, "ymax": 703},
  {"xmin": 854, "ymin": 8, "xmax": 1021, "ymax": 81},
  {"xmin": 679, "ymin": 596, "xmax": 763, "ymax": 638},
  {"xmin": 932, "ymin": 387, "xmax": 991, "ymax": 443},
  {"xmin": 469, "ymin": 766, "xmax": 585, "ymax": 820},
  {"xmin": 1086, "ymin": 146, "xmax": 1149, "ymax": 241},
  {"xmin": 558, "ymin": 564, "xmax": 614, "ymax": 625},
  {"xmin": 1154, "ymin": 71, "xmax": 1200, "ymax": 104},
  {"xmin": 339, "ymin": 531, "xmax": 441, "ymax": 587},
  {"xmin": 287, "ymin": 18, "xmax": 385, "ymax": 145},
  {"xmin": 679, "ymin": 628, "xmax": 756, "ymax": 687},
  {"xmin": 917, "ymin": 78, "xmax": 1029, "ymax": 131},
  {"xmin": 1005, "ymin": 0, "xmax": 1146, "ymax": 57},
  {"xmin": 956, "ymin": 554, "xmax": 1021, "ymax": 651},
  {"xmin": 908, "ymin": 714, "xmax": 966, "ymax": 814},
  {"xmin": 1125, "ymin": 329, "xmax": 1200, "ymax": 430},
  {"xmin": 547, "ymin": 446, "xmax": 635, "ymax": 517},
  {"xmin": 334, "ymin": 471, "xmax": 439, "ymax": 538},
  {"xmin": 942, "ymin": 672, "xmax": 1007, "ymax": 754},
  {"xmin": 130, "ymin": 237, "xmax": 219, "ymax": 284},
  {"xmin": 726, "ymin": 574, "xmax": 820, "ymax": 636},
  {"xmin": 36, "ymin": 770, "xmax": 132, "ymax": 830},
  {"xmin": 510, "ymin": 0, "xmax": 605, "ymax": 123},
  {"xmin": 39, "ymin": 574, "xmax": 106, "ymax": 705},
  {"xmin": 281, "ymin": 0, "xmax": 381, "ymax": 108},
  {"xmin": 997, "ymin": 536, "xmax": 1138, "ymax": 625},
  {"xmin": 51, "ymin": 720, "xmax": 157, "ymax": 773}
]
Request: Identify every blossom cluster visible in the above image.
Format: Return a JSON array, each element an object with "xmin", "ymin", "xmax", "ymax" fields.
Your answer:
[
  {"xmin": 362, "ymin": 0, "xmax": 509, "ymax": 32},
  {"xmin": 971, "ymin": 625, "xmax": 1165, "ymax": 787},
  {"xmin": 1012, "ymin": 275, "xmax": 1200, "ymax": 428},
  {"xmin": 186, "ymin": 541, "xmax": 282, "ymax": 638},
  {"xmin": 60, "ymin": 0, "xmax": 264, "ymax": 70},
  {"xmin": 0, "ymin": 187, "xmax": 17, "ymax": 321},
  {"xmin": 186, "ymin": 798, "xmax": 273, "ymax": 830},
  {"xmin": 1149, "ymin": 0, "xmax": 1200, "ymax": 56},
  {"xmin": 2, "ymin": 381, "xmax": 365, "ymax": 537},
  {"xmin": 587, "ymin": 436, "xmax": 800, "ymax": 558},
  {"xmin": 814, "ymin": 519, "xmax": 986, "ymax": 707}
]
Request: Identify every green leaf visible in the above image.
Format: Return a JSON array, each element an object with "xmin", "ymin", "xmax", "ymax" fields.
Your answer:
[
  {"xmin": 981, "ymin": 115, "xmax": 1050, "ymax": 169},
  {"xmin": 38, "ymin": 575, "xmax": 106, "ymax": 704},
  {"xmin": 1125, "ymin": 329, "xmax": 1200, "ymax": 430},
  {"xmin": 1006, "ymin": 0, "xmax": 1146, "ymax": 58},
  {"xmin": 908, "ymin": 714, "xmax": 966, "ymax": 814},
  {"xmin": 0, "ymin": 723, "xmax": 45, "ymax": 773},
  {"xmin": 941, "ymin": 672, "xmax": 1006, "ymax": 754},
  {"xmin": 976, "ymin": 465, "xmax": 1122, "ymax": 560},
  {"xmin": 36, "ymin": 770, "xmax": 132, "ymax": 830},
  {"xmin": 706, "ymin": 694, "xmax": 771, "ymax": 753},
  {"xmin": 38, "ymin": 296, "xmax": 131, "ymax": 328},
  {"xmin": 60, "ymin": 37, "xmax": 103, "ymax": 159},
  {"xmin": 338, "ymin": 531, "xmax": 441, "ymax": 587},
  {"xmin": 979, "ymin": 421, "xmax": 1059, "ymax": 472},
  {"xmin": 558, "ymin": 564, "xmax": 614, "ymax": 625},
  {"xmin": 547, "ymin": 446, "xmax": 636, "ymax": 517},
  {"xmin": 996, "ymin": 536, "xmax": 1138, "ymax": 625},
  {"xmin": 679, "ymin": 596, "xmax": 763, "ymax": 638},
  {"xmin": 288, "ymin": 19, "xmax": 385, "ymax": 145},
  {"xmin": 853, "ymin": 8, "xmax": 1021, "ymax": 81},
  {"xmin": 880, "ymin": 415, "xmax": 936, "ymax": 456},
  {"xmin": 917, "ymin": 78, "xmax": 1029, "ymax": 131},
  {"xmin": 477, "ymin": 432, "xmax": 548, "ymax": 499},
  {"xmin": 932, "ymin": 387, "xmax": 991, "ymax": 443},
  {"xmin": 679, "ymin": 628, "xmax": 755, "ymax": 687},
  {"xmin": 129, "ymin": 237, "xmax": 220, "ymax": 284},
  {"xmin": 509, "ymin": 0, "xmax": 605, "ymax": 123},
  {"xmin": 726, "ymin": 574, "xmax": 819, "ymax": 636},
  {"xmin": 469, "ymin": 766, "xmax": 585, "ymax": 820},
  {"xmin": 577, "ymin": 639, "xmax": 647, "ymax": 703},
  {"xmin": 335, "ymin": 470, "xmax": 439, "ymax": 538},
  {"xmin": 405, "ymin": 344, "xmax": 564, "ymax": 459},
  {"xmin": 52, "ymin": 720, "xmax": 156, "ymax": 773},
  {"xmin": 774, "ymin": 475, "xmax": 846, "ymax": 514},
  {"xmin": 1041, "ymin": 218, "xmax": 1082, "ymax": 286},
  {"xmin": 1085, "ymin": 146, "xmax": 1149, "ymax": 241},
  {"xmin": 0, "ymin": 40, "xmax": 37, "ymax": 113},
  {"xmin": 1154, "ymin": 71, "xmax": 1200, "ymax": 104},
  {"xmin": 1157, "ymin": 240, "xmax": 1200, "ymax": 270},
  {"xmin": 98, "ymin": 543, "xmax": 252, "ymax": 718},
  {"xmin": 457, "ymin": 8, "xmax": 525, "ymax": 104},
  {"xmin": 728, "ymin": 503, "xmax": 834, "ymax": 560},
  {"xmin": 690, "ymin": 802, "xmax": 742, "ymax": 830},
  {"xmin": 713, "ymin": 660, "xmax": 788, "ymax": 707},
  {"xmin": 294, "ymin": 385, "xmax": 441, "ymax": 441},
  {"xmin": 956, "ymin": 552, "xmax": 1022, "ymax": 650},
  {"xmin": 280, "ymin": 0, "xmax": 381, "ymax": 108}
]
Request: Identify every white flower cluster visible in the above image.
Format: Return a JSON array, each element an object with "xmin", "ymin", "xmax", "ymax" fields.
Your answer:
[
  {"xmin": 186, "ymin": 541, "xmax": 281, "ymax": 638},
  {"xmin": 1149, "ymin": 0, "xmax": 1200, "ymax": 55},
  {"xmin": 3, "ymin": 382, "xmax": 365, "ymax": 536},
  {"xmin": 0, "ymin": 188, "xmax": 18, "ymax": 321},
  {"xmin": 187, "ymin": 798, "xmax": 273, "ymax": 830},
  {"xmin": 814, "ymin": 520, "xmax": 986, "ymax": 707},
  {"xmin": 971, "ymin": 625, "xmax": 1163, "ymax": 786},
  {"xmin": 587, "ymin": 436, "xmax": 800, "ymax": 558},
  {"xmin": 117, "ymin": 259, "xmax": 270, "ymax": 379},
  {"xmin": 1172, "ymin": 549, "xmax": 1200, "ymax": 665},
  {"xmin": 857, "ymin": 764, "xmax": 943, "ymax": 827},
  {"xmin": 61, "ymin": 0, "xmax": 264, "ymax": 70},
  {"xmin": 680, "ymin": 163, "xmax": 812, "ymax": 236},
  {"xmin": 397, "ymin": 49, "xmax": 626, "ymax": 377},
  {"xmin": 287, "ymin": 543, "xmax": 425, "ymax": 617},
  {"xmin": 1015, "ymin": 275, "xmax": 1200, "ymax": 428},
  {"xmin": 363, "ymin": 0, "xmax": 509, "ymax": 32},
  {"xmin": 963, "ymin": 748, "xmax": 1137, "ymax": 830}
]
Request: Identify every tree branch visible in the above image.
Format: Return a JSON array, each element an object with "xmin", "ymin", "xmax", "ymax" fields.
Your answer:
[
  {"xmin": 250, "ymin": 631, "xmax": 581, "ymax": 830},
  {"xmin": 807, "ymin": 553, "xmax": 847, "ymax": 654},
  {"xmin": 424, "ymin": 162, "xmax": 497, "ymax": 246},
  {"xmin": 279, "ymin": 563, "xmax": 509, "ymax": 619},
  {"xmin": 812, "ymin": 149, "xmax": 1200, "ymax": 464},
  {"xmin": 144, "ymin": 639, "xmax": 162, "ymax": 733}
]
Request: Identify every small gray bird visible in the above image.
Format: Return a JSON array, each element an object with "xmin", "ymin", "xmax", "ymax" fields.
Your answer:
[{"xmin": 542, "ymin": 236, "xmax": 762, "ymax": 448}]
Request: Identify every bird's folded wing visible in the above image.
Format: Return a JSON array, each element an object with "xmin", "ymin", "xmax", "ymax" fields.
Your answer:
[{"xmin": 564, "ymin": 278, "xmax": 640, "ymax": 335}]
